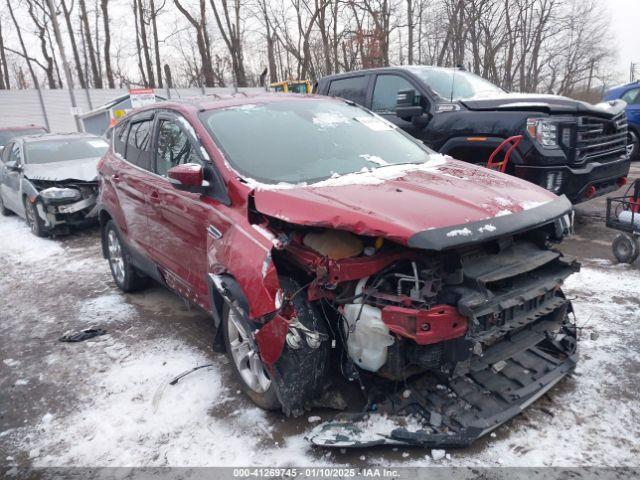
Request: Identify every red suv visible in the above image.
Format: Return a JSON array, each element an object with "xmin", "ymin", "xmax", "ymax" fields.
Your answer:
[{"xmin": 97, "ymin": 94, "xmax": 579, "ymax": 448}]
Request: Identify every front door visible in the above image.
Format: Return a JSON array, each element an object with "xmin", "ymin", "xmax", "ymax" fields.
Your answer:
[
  {"xmin": 371, "ymin": 73, "xmax": 431, "ymax": 140},
  {"xmin": 147, "ymin": 113, "xmax": 210, "ymax": 303}
]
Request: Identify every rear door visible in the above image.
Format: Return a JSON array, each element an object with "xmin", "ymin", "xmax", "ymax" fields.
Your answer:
[
  {"xmin": 108, "ymin": 113, "xmax": 156, "ymax": 256},
  {"xmin": 146, "ymin": 112, "xmax": 210, "ymax": 302},
  {"xmin": 325, "ymin": 75, "xmax": 372, "ymax": 107}
]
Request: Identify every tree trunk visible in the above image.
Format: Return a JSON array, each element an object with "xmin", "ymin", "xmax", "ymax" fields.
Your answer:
[
  {"xmin": 137, "ymin": 0, "xmax": 156, "ymax": 87},
  {"xmin": 100, "ymin": 0, "xmax": 115, "ymax": 88},
  {"xmin": 79, "ymin": 0, "xmax": 103, "ymax": 87},
  {"xmin": 150, "ymin": 0, "xmax": 163, "ymax": 88},
  {"xmin": 59, "ymin": 0, "xmax": 86, "ymax": 89},
  {"xmin": 407, "ymin": 0, "xmax": 413, "ymax": 65},
  {"xmin": 174, "ymin": 0, "xmax": 215, "ymax": 87},
  {"xmin": 0, "ymin": 16, "xmax": 10, "ymax": 89}
]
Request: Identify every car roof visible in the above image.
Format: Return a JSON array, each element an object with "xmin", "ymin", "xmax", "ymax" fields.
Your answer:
[
  {"xmin": 120, "ymin": 92, "xmax": 346, "ymax": 118},
  {"xmin": 0, "ymin": 125, "xmax": 46, "ymax": 132},
  {"xmin": 317, "ymin": 65, "xmax": 460, "ymax": 81},
  {"xmin": 19, "ymin": 132, "xmax": 103, "ymax": 143}
]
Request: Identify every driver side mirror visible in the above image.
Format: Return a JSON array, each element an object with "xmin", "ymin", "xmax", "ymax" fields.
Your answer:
[
  {"xmin": 396, "ymin": 89, "xmax": 425, "ymax": 119},
  {"xmin": 167, "ymin": 163, "xmax": 206, "ymax": 193},
  {"xmin": 5, "ymin": 160, "xmax": 22, "ymax": 172}
]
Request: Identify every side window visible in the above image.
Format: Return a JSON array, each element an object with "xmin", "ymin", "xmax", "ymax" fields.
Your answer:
[
  {"xmin": 327, "ymin": 76, "xmax": 368, "ymax": 105},
  {"xmin": 1, "ymin": 142, "xmax": 13, "ymax": 163},
  {"xmin": 9, "ymin": 143, "xmax": 22, "ymax": 164},
  {"xmin": 622, "ymin": 88, "xmax": 640, "ymax": 105},
  {"xmin": 372, "ymin": 75, "xmax": 415, "ymax": 113},
  {"xmin": 125, "ymin": 119, "xmax": 154, "ymax": 170},
  {"xmin": 155, "ymin": 119, "xmax": 202, "ymax": 177},
  {"xmin": 113, "ymin": 121, "xmax": 128, "ymax": 156}
]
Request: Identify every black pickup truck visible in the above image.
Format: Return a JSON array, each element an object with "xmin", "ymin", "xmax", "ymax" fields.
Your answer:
[{"xmin": 315, "ymin": 66, "xmax": 631, "ymax": 203}]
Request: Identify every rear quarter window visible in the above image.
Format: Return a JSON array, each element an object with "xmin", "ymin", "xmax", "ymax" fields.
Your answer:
[{"xmin": 327, "ymin": 76, "xmax": 368, "ymax": 106}]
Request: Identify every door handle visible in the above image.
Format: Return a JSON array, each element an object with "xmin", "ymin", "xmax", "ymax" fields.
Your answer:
[{"xmin": 111, "ymin": 173, "xmax": 121, "ymax": 184}]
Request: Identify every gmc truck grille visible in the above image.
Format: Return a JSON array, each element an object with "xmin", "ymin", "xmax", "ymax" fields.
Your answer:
[{"xmin": 570, "ymin": 112, "xmax": 628, "ymax": 165}]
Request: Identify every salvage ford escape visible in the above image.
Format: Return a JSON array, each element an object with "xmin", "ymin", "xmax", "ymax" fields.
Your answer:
[
  {"xmin": 98, "ymin": 94, "xmax": 579, "ymax": 448},
  {"xmin": 315, "ymin": 66, "xmax": 630, "ymax": 203},
  {"xmin": 0, "ymin": 133, "xmax": 108, "ymax": 236}
]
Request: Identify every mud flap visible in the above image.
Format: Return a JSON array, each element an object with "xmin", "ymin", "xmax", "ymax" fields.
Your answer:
[{"xmin": 307, "ymin": 317, "xmax": 577, "ymax": 448}]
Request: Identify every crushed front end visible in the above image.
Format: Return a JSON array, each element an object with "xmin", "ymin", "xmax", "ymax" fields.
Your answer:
[
  {"xmin": 250, "ymin": 195, "xmax": 579, "ymax": 447},
  {"xmin": 31, "ymin": 180, "xmax": 99, "ymax": 233}
]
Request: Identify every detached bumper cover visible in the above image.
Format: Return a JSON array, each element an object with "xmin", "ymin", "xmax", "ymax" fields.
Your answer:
[{"xmin": 307, "ymin": 313, "xmax": 577, "ymax": 448}]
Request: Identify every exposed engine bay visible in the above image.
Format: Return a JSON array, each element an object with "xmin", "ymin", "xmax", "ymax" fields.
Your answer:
[
  {"xmin": 229, "ymin": 201, "xmax": 580, "ymax": 447},
  {"xmin": 31, "ymin": 179, "xmax": 99, "ymax": 232}
]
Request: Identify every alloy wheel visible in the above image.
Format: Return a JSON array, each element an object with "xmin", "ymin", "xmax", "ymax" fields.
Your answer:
[
  {"xmin": 107, "ymin": 229, "xmax": 126, "ymax": 285},
  {"xmin": 227, "ymin": 307, "xmax": 271, "ymax": 393}
]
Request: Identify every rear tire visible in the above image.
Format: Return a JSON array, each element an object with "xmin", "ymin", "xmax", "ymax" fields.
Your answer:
[
  {"xmin": 612, "ymin": 233, "xmax": 639, "ymax": 264},
  {"xmin": 104, "ymin": 220, "xmax": 149, "ymax": 292},
  {"xmin": 24, "ymin": 198, "xmax": 49, "ymax": 237}
]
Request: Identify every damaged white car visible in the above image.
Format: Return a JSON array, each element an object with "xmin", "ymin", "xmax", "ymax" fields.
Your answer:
[{"xmin": 0, "ymin": 133, "xmax": 108, "ymax": 237}]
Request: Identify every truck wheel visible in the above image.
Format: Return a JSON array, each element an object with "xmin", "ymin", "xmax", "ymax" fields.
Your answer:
[
  {"xmin": 222, "ymin": 300, "xmax": 280, "ymax": 410},
  {"xmin": 0, "ymin": 191, "xmax": 11, "ymax": 216},
  {"xmin": 24, "ymin": 199, "xmax": 49, "ymax": 237},
  {"xmin": 104, "ymin": 220, "xmax": 149, "ymax": 292},
  {"xmin": 612, "ymin": 233, "xmax": 639, "ymax": 264}
]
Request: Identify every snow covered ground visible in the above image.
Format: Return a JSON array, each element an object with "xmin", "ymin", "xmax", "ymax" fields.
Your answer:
[{"xmin": 1, "ymin": 212, "xmax": 639, "ymax": 471}]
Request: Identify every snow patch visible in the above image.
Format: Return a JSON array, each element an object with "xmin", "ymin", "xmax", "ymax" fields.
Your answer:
[
  {"xmin": 446, "ymin": 227, "xmax": 472, "ymax": 238},
  {"xmin": 478, "ymin": 224, "xmax": 497, "ymax": 233}
]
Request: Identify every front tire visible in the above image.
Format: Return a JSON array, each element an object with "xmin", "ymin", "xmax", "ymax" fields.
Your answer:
[
  {"xmin": 221, "ymin": 277, "xmax": 330, "ymax": 416},
  {"xmin": 612, "ymin": 233, "xmax": 639, "ymax": 264},
  {"xmin": 104, "ymin": 220, "xmax": 149, "ymax": 292},
  {"xmin": 24, "ymin": 198, "xmax": 49, "ymax": 237},
  {"xmin": 222, "ymin": 300, "xmax": 280, "ymax": 410}
]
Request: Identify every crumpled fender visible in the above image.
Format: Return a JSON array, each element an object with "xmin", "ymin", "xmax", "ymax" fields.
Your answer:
[{"xmin": 208, "ymin": 221, "xmax": 282, "ymax": 320}]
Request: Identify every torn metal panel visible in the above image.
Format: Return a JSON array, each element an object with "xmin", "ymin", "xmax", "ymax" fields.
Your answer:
[{"xmin": 307, "ymin": 310, "xmax": 578, "ymax": 448}]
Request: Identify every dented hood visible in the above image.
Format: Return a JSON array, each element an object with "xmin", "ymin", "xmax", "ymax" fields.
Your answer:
[
  {"xmin": 253, "ymin": 159, "xmax": 571, "ymax": 249},
  {"xmin": 23, "ymin": 157, "xmax": 100, "ymax": 182}
]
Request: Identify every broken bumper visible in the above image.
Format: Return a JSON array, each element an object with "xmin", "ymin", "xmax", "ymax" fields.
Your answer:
[
  {"xmin": 39, "ymin": 196, "xmax": 98, "ymax": 228},
  {"xmin": 307, "ymin": 313, "xmax": 577, "ymax": 448}
]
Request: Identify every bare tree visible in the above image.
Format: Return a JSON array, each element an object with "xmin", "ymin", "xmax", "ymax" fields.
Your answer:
[
  {"xmin": 78, "ymin": 0, "xmax": 103, "ymax": 87},
  {"xmin": 174, "ymin": 0, "xmax": 216, "ymax": 86},
  {"xmin": 0, "ymin": 12, "xmax": 11, "ymax": 88},
  {"xmin": 209, "ymin": 0, "xmax": 247, "ymax": 86},
  {"xmin": 100, "ymin": 0, "xmax": 115, "ymax": 88}
]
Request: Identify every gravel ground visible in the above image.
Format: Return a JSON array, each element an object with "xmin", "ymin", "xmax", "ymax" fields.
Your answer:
[{"xmin": 1, "ymin": 165, "xmax": 639, "ymax": 471}]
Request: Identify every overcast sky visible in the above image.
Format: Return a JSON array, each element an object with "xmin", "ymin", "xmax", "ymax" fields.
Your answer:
[{"xmin": 607, "ymin": 0, "xmax": 640, "ymax": 82}]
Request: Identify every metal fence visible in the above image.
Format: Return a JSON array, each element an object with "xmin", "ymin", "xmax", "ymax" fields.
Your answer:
[{"xmin": 0, "ymin": 87, "xmax": 265, "ymax": 133}]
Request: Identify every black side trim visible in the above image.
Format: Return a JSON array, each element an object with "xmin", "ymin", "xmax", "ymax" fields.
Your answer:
[{"xmin": 407, "ymin": 195, "xmax": 572, "ymax": 251}]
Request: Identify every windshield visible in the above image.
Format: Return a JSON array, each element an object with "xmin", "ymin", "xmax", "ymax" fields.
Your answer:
[
  {"xmin": 25, "ymin": 137, "xmax": 108, "ymax": 164},
  {"xmin": 405, "ymin": 67, "xmax": 505, "ymax": 101},
  {"xmin": 0, "ymin": 128, "xmax": 47, "ymax": 147},
  {"xmin": 200, "ymin": 99, "xmax": 438, "ymax": 184}
]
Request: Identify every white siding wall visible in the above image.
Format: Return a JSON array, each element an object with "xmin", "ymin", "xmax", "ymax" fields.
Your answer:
[{"xmin": 0, "ymin": 87, "xmax": 265, "ymax": 133}]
